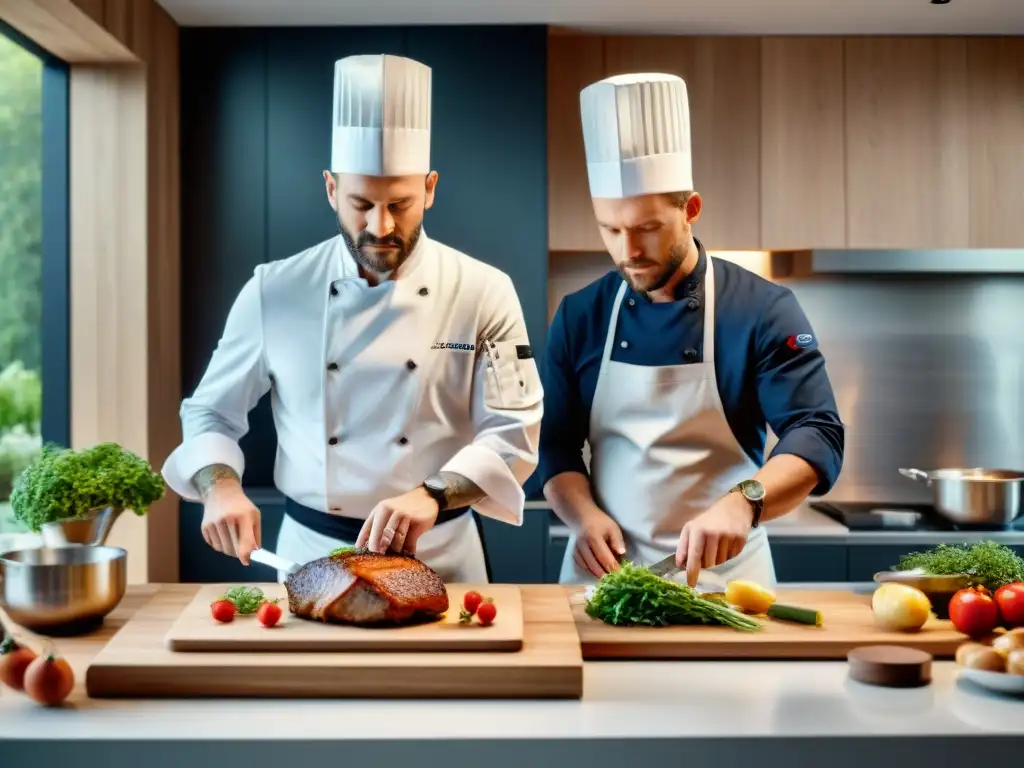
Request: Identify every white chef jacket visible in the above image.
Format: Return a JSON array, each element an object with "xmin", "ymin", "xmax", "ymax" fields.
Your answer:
[{"xmin": 162, "ymin": 231, "xmax": 543, "ymax": 528}]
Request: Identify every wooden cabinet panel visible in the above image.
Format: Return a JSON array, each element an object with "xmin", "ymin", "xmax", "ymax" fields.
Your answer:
[
  {"xmin": 760, "ymin": 38, "xmax": 846, "ymax": 250},
  {"xmin": 547, "ymin": 35, "xmax": 606, "ymax": 252},
  {"xmin": 844, "ymin": 37, "xmax": 971, "ymax": 248},
  {"xmin": 967, "ymin": 37, "xmax": 1024, "ymax": 248},
  {"xmin": 603, "ymin": 36, "xmax": 762, "ymax": 249}
]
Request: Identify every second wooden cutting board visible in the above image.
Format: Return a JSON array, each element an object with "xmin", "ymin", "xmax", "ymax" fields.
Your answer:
[
  {"xmin": 570, "ymin": 588, "xmax": 968, "ymax": 660},
  {"xmin": 166, "ymin": 583, "xmax": 523, "ymax": 652}
]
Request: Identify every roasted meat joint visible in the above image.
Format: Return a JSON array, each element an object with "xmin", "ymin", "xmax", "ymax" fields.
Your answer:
[{"xmin": 284, "ymin": 548, "xmax": 450, "ymax": 626}]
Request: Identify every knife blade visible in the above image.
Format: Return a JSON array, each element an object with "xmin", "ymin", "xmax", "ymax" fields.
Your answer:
[
  {"xmin": 646, "ymin": 554, "xmax": 680, "ymax": 578},
  {"xmin": 249, "ymin": 547, "xmax": 300, "ymax": 575}
]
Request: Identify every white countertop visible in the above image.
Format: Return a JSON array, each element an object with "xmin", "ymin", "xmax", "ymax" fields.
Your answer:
[{"xmin": 0, "ymin": 658, "xmax": 1021, "ymax": 741}]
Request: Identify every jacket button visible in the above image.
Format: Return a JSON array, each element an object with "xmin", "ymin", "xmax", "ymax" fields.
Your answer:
[
  {"xmin": 620, "ymin": 340, "xmax": 629, "ymax": 349},
  {"xmin": 330, "ymin": 283, "xmax": 338, "ymax": 297},
  {"xmin": 327, "ymin": 362, "xmax": 338, "ymax": 371},
  {"xmin": 398, "ymin": 436, "xmax": 408, "ymax": 446},
  {"xmin": 684, "ymin": 348, "xmax": 698, "ymax": 360},
  {"xmin": 687, "ymin": 298, "xmax": 700, "ymax": 311},
  {"xmin": 627, "ymin": 298, "xmax": 636, "ymax": 307},
  {"xmin": 418, "ymin": 287, "xmax": 429, "ymax": 296},
  {"xmin": 328, "ymin": 437, "xmax": 339, "ymax": 445},
  {"xmin": 406, "ymin": 359, "xmax": 416, "ymax": 370}
]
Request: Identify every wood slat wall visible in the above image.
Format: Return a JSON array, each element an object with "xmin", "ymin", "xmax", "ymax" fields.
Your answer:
[{"xmin": 0, "ymin": 0, "xmax": 181, "ymax": 584}]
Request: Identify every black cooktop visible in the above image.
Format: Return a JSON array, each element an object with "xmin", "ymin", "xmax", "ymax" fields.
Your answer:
[{"xmin": 810, "ymin": 501, "xmax": 1024, "ymax": 532}]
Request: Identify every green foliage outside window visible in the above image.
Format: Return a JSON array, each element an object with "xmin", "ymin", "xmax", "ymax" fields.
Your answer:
[{"xmin": 0, "ymin": 32, "xmax": 44, "ymax": 530}]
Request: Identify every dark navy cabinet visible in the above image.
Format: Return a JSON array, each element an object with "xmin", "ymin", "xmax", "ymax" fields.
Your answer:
[{"xmin": 178, "ymin": 25, "xmax": 549, "ymax": 582}]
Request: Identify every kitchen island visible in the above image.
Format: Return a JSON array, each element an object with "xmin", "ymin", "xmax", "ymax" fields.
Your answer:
[{"xmin": 1, "ymin": 584, "xmax": 1023, "ymax": 767}]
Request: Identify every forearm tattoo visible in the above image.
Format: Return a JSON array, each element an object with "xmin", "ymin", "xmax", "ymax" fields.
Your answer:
[
  {"xmin": 436, "ymin": 471, "xmax": 487, "ymax": 511},
  {"xmin": 193, "ymin": 463, "xmax": 241, "ymax": 500}
]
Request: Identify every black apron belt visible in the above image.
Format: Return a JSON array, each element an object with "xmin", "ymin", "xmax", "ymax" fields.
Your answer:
[{"xmin": 284, "ymin": 496, "xmax": 470, "ymax": 544}]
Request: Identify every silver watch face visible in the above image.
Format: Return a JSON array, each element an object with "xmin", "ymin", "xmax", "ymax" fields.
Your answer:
[{"xmin": 740, "ymin": 480, "xmax": 766, "ymax": 501}]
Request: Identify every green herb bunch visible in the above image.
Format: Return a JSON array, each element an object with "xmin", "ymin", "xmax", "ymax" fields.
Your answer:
[
  {"xmin": 584, "ymin": 561, "xmax": 762, "ymax": 631},
  {"xmin": 9, "ymin": 441, "xmax": 165, "ymax": 532},
  {"xmin": 221, "ymin": 586, "xmax": 267, "ymax": 615},
  {"xmin": 895, "ymin": 541, "xmax": 1024, "ymax": 591}
]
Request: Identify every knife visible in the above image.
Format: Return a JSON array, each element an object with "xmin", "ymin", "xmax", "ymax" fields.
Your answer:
[
  {"xmin": 646, "ymin": 554, "xmax": 681, "ymax": 578},
  {"xmin": 249, "ymin": 547, "xmax": 300, "ymax": 575}
]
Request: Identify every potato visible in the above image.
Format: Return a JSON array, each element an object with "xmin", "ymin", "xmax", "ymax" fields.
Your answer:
[
  {"xmin": 959, "ymin": 644, "xmax": 1005, "ymax": 672},
  {"xmin": 956, "ymin": 642, "xmax": 991, "ymax": 666},
  {"xmin": 872, "ymin": 583, "xmax": 932, "ymax": 631},
  {"xmin": 992, "ymin": 631, "xmax": 1024, "ymax": 658},
  {"xmin": 1007, "ymin": 649, "xmax": 1024, "ymax": 676}
]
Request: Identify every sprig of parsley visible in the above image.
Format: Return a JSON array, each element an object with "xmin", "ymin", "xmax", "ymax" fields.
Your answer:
[{"xmin": 221, "ymin": 586, "xmax": 266, "ymax": 615}]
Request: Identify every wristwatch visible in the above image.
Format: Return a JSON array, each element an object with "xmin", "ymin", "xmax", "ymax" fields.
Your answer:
[
  {"xmin": 730, "ymin": 479, "xmax": 766, "ymax": 528},
  {"xmin": 421, "ymin": 475, "xmax": 448, "ymax": 512}
]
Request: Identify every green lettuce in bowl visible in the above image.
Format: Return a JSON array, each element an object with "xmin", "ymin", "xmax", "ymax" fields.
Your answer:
[{"xmin": 9, "ymin": 441, "xmax": 165, "ymax": 533}]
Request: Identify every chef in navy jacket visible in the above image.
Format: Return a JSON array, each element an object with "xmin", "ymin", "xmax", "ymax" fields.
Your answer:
[
  {"xmin": 162, "ymin": 55, "xmax": 543, "ymax": 583},
  {"xmin": 539, "ymin": 73, "xmax": 844, "ymax": 589}
]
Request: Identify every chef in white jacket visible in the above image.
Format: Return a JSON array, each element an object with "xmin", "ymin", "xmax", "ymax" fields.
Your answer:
[
  {"xmin": 538, "ymin": 73, "xmax": 844, "ymax": 590},
  {"xmin": 161, "ymin": 54, "xmax": 543, "ymax": 583}
]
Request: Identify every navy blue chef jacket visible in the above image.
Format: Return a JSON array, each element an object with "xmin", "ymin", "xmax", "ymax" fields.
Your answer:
[{"xmin": 536, "ymin": 238, "xmax": 845, "ymax": 498}]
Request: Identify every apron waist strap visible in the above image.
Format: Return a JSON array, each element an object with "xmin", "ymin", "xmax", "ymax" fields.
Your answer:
[{"xmin": 283, "ymin": 497, "xmax": 471, "ymax": 542}]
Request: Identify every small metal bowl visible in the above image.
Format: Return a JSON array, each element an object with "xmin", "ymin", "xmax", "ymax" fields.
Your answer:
[
  {"xmin": 873, "ymin": 569, "xmax": 973, "ymax": 619},
  {"xmin": 0, "ymin": 545, "xmax": 127, "ymax": 636}
]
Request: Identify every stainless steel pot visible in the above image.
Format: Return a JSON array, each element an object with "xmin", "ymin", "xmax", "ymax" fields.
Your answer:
[
  {"xmin": 0, "ymin": 545, "xmax": 127, "ymax": 636},
  {"xmin": 899, "ymin": 467, "xmax": 1024, "ymax": 526}
]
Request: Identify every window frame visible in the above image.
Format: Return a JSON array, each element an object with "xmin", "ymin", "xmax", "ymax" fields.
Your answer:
[{"xmin": 0, "ymin": 20, "xmax": 70, "ymax": 449}]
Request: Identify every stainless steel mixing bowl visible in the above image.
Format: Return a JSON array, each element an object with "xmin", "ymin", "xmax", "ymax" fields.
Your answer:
[{"xmin": 0, "ymin": 545, "xmax": 127, "ymax": 636}]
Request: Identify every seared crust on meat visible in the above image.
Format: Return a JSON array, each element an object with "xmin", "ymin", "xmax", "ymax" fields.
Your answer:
[{"xmin": 284, "ymin": 548, "xmax": 449, "ymax": 625}]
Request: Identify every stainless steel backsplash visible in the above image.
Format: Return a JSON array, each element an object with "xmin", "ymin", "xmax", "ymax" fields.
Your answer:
[
  {"xmin": 781, "ymin": 274, "xmax": 1024, "ymax": 503},
  {"xmin": 548, "ymin": 251, "xmax": 1024, "ymax": 504}
]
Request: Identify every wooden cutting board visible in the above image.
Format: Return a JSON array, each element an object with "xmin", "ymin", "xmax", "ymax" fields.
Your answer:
[
  {"xmin": 165, "ymin": 583, "xmax": 523, "ymax": 652},
  {"xmin": 570, "ymin": 588, "xmax": 968, "ymax": 660},
  {"xmin": 85, "ymin": 585, "xmax": 584, "ymax": 699}
]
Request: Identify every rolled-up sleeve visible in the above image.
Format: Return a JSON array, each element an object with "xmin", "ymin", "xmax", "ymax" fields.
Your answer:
[
  {"xmin": 161, "ymin": 267, "xmax": 272, "ymax": 501},
  {"xmin": 755, "ymin": 288, "xmax": 845, "ymax": 495},
  {"xmin": 536, "ymin": 299, "xmax": 590, "ymax": 488},
  {"xmin": 439, "ymin": 274, "xmax": 543, "ymax": 526}
]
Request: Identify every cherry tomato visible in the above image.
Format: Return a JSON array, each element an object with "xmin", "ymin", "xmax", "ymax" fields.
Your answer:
[
  {"xmin": 949, "ymin": 585, "xmax": 1000, "ymax": 637},
  {"xmin": 0, "ymin": 638, "xmax": 38, "ymax": 692},
  {"xmin": 210, "ymin": 599, "xmax": 236, "ymax": 623},
  {"xmin": 257, "ymin": 600, "xmax": 282, "ymax": 628},
  {"xmin": 23, "ymin": 654, "xmax": 74, "ymax": 707},
  {"xmin": 476, "ymin": 600, "xmax": 497, "ymax": 626},
  {"xmin": 463, "ymin": 590, "xmax": 483, "ymax": 616},
  {"xmin": 995, "ymin": 582, "xmax": 1024, "ymax": 628}
]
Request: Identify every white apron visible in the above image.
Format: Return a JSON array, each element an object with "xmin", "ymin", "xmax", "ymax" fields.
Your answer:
[
  {"xmin": 559, "ymin": 254, "xmax": 776, "ymax": 591},
  {"xmin": 274, "ymin": 510, "xmax": 489, "ymax": 585}
]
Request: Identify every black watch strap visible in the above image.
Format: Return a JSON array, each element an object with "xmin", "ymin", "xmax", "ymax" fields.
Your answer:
[
  {"xmin": 731, "ymin": 480, "xmax": 765, "ymax": 528},
  {"xmin": 421, "ymin": 477, "xmax": 448, "ymax": 511}
]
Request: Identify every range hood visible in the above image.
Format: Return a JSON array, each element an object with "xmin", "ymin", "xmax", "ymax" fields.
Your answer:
[{"xmin": 786, "ymin": 249, "xmax": 1024, "ymax": 275}]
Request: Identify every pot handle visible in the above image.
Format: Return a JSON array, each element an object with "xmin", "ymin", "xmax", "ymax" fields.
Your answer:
[{"xmin": 899, "ymin": 468, "xmax": 930, "ymax": 483}]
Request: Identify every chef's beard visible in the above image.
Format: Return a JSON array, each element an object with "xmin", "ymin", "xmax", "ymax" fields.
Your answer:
[
  {"xmin": 619, "ymin": 243, "xmax": 686, "ymax": 297},
  {"xmin": 337, "ymin": 218, "xmax": 424, "ymax": 277}
]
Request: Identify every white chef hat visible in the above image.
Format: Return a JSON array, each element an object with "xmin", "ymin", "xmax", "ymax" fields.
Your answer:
[
  {"xmin": 330, "ymin": 54, "xmax": 432, "ymax": 177},
  {"xmin": 580, "ymin": 72, "xmax": 692, "ymax": 199}
]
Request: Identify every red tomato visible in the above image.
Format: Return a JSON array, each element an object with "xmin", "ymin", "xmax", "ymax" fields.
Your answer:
[
  {"xmin": 995, "ymin": 582, "xmax": 1024, "ymax": 628},
  {"xmin": 210, "ymin": 599, "xmax": 236, "ymax": 623},
  {"xmin": 257, "ymin": 600, "xmax": 282, "ymax": 628},
  {"xmin": 462, "ymin": 590, "xmax": 483, "ymax": 616},
  {"xmin": 949, "ymin": 586, "xmax": 1000, "ymax": 637},
  {"xmin": 476, "ymin": 600, "xmax": 497, "ymax": 626}
]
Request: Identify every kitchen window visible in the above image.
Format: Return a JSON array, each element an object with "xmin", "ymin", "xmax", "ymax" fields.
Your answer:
[{"xmin": 0, "ymin": 21, "xmax": 69, "ymax": 542}]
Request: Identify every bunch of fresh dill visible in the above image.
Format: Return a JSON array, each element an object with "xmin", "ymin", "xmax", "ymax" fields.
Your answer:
[
  {"xmin": 584, "ymin": 561, "xmax": 761, "ymax": 631},
  {"xmin": 895, "ymin": 541, "xmax": 1024, "ymax": 590}
]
